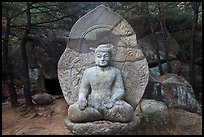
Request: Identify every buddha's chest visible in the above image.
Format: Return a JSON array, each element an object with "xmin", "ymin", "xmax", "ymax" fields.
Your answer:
[{"xmin": 89, "ymin": 70, "xmax": 116, "ymax": 88}]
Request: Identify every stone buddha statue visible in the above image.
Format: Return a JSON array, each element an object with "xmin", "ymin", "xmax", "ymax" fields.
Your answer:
[{"xmin": 67, "ymin": 44, "xmax": 134, "ymax": 123}]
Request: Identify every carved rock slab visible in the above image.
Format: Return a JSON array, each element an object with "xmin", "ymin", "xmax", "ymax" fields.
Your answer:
[
  {"xmin": 58, "ymin": 4, "xmax": 150, "ymax": 135},
  {"xmin": 58, "ymin": 5, "xmax": 149, "ymax": 111}
]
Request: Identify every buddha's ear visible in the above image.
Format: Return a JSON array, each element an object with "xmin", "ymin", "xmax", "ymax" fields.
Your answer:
[{"xmin": 89, "ymin": 47, "xmax": 96, "ymax": 52}]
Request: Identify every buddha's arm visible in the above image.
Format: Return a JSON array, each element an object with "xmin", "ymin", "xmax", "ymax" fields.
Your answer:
[
  {"xmin": 111, "ymin": 69, "xmax": 125, "ymax": 102},
  {"xmin": 78, "ymin": 70, "xmax": 90, "ymax": 109},
  {"xmin": 79, "ymin": 70, "xmax": 90, "ymax": 99}
]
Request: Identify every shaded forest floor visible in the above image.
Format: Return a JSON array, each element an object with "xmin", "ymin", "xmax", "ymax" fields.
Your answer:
[{"xmin": 2, "ymin": 96, "xmax": 74, "ymax": 135}]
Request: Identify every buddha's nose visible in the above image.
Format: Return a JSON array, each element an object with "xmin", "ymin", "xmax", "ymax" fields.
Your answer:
[{"xmin": 101, "ymin": 56, "xmax": 105, "ymax": 60}]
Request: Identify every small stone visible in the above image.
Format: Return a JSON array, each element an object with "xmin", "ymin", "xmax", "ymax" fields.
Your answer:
[{"xmin": 32, "ymin": 93, "xmax": 53, "ymax": 105}]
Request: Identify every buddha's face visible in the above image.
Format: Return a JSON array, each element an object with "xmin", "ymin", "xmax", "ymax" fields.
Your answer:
[{"xmin": 95, "ymin": 51, "xmax": 111, "ymax": 67}]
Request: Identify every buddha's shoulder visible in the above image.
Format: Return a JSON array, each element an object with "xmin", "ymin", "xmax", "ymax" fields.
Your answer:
[
  {"xmin": 110, "ymin": 67, "xmax": 121, "ymax": 72},
  {"xmin": 84, "ymin": 66, "xmax": 121, "ymax": 73},
  {"xmin": 84, "ymin": 66, "xmax": 97, "ymax": 73}
]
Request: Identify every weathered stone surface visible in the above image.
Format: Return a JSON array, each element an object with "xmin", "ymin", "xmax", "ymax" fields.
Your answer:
[
  {"xmin": 149, "ymin": 60, "xmax": 182, "ymax": 76},
  {"xmin": 58, "ymin": 5, "xmax": 150, "ymax": 135},
  {"xmin": 64, "ymin": 116, "xmax": 140, "ymax": 135},
  {"xmin": 133, "ymin": 99, "xmax": 170, "ymax": 135},
  {"xmin": 32, "ymin": 36, "xmax": 66, "ymax": 80},
  {"xmin": 11, "ymin": 36, "xmax": 66, "ymax": 81},
  {"xmin": 167, "ymin": 108, "xmax": 202, "ymax": 135},
  {"xmin": 29, "ymin": 68, "xmax": 39, "ymax": 82},
  {"xmin": 143, "ymin": 73, "xmax": 202, "ymax": 115},
  {"xmin": 8, "ymin": 36, "xmax": 67, "ymax": 95},
  {"xmin": 32, "ymin": 93, "xmax": 53, "ymax": 105},
  {"xmin": 131, "ymin": 99, "xmax": 202, "ymax": 135},
  {"xmin": 149, "ymin": 60, "xmax": 202, "ymax": 97},
  {"xmin": 67, "ymin": 44, "xmax": 135, "ymax": 123},
  {"xmin": 140, "ymin": 99, "xmax": 168, "ymax": 114},
  {"xmin": 178, "ymin": 64, "xmax": 202, "ymax": 94},
  {"xmin": 132, "ymin": 106, "xmax": 202, "ymax": 135},
  {"xmin": 58, "ymin": 5, "xmax": 149, "ymax": 110},
  {"xmin": 138, "ymin": 31, "xmax": 180, "ymax": 64}
]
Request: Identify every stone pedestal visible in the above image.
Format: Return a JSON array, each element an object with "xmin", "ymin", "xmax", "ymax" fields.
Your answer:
[{"xmin": 64, "ymin": 116, "xmax": 140, "ymax": 135}]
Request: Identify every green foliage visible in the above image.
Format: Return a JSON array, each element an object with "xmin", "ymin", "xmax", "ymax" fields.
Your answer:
[
  {"xmin": 2, "ymin": 2, "xmax": 25, "ymax": 18},
  {"xmin": 165, "ymin": 7, "xmax": 191, "ymax": 27},
  {"xmin": 8, "ymin": 36, "xmax": 20, "ymax": 63},
  {"xmin": 173, "ymin": 30, "xmax": 191, "ymax": 42},
  {"xmin": 2, "ymin": 2, "xmax": 202, "ymax": 59}
]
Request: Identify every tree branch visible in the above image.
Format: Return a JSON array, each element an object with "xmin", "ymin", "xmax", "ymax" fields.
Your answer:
[{"xmin": 31, "ymin": 15, "xmax": 69, "ymax": 26}]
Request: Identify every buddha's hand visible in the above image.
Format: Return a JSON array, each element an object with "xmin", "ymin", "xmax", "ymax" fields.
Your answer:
[
  {"xmin": 78, "ymin": 98, "xmax": 87, "ymax": 110},
  {"xmin": 103, "ymin": 99, "xmax": 114, "ymax": 109}
]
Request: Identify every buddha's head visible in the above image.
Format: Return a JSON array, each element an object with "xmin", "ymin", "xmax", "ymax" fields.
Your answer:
[{"xmin": 95, "ymin": 44, "xmax": 113, "ymax": 67}]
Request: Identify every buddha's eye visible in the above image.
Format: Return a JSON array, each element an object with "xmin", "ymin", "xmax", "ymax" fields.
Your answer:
[
  {"xmin": 97, "ymin": 54, "xmax": 102, "ymax": 58},
  {"xmin": 104, "ymin": 54, "xmax": 109, "ymax": 57}
]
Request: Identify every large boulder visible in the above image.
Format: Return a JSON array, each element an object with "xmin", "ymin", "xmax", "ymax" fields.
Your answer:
[
  {"xmin": 144, "ymin": 73, "xmax": 202, "ymax": 115},
  {"xmin": 10, "ymin": 36, "xmax": 66, "ymax": 80},
  {"xmin": 149, "ymin": 60, "xmax": 182, "ymax": 76},
  {"xmin": 9, "ymin": 36, "xmax": 67, "ymax": 94},
  {"xmin": 138, "ymin": 31, "xmax": 180, "ymax": 65},
  {"xmin": 28, "ymin": 36, "xmax": 67, "ymax": 79},
  {"xmin": 132, "ymin": 99, "xmax": 202, "ymax": 135},
  {"xmin": 149, "ymin": 60, "xmax": 202, "ymax": 98}
]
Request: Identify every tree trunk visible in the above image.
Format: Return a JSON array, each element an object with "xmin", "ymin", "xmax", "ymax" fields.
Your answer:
[
  {"xmin": 189, "ymin": 2, "xmax": 200, "ymax": 90},
  {"xmin": 2, "ymin": 17, "xmax": 18, "ymax": 107},
  {"xmin": 21, "ymin": 2, "xmax": 33, "ymax": 106},
  {"xmin": 157, "ymin": 2, "xmax": 171, "ymax": 73},
  {"xmin": 146, "ymin": 2, "xmax": 164, "ymax": 75}
]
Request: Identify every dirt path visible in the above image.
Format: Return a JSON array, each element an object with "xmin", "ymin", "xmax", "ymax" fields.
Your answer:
[{"xmin": 2, "ymin": 97, "xmax": 73, "ymax": 135}]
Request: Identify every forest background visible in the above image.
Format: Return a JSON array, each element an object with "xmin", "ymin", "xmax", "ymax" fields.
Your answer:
[{"xmin": 2, "ymin": 2, "xmax": 202, "ymax": 106}]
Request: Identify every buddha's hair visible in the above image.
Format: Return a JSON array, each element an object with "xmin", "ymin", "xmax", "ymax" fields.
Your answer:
[{"xmin": 95, "ymin": 43, "xmax": 113, "ymax": 54}]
